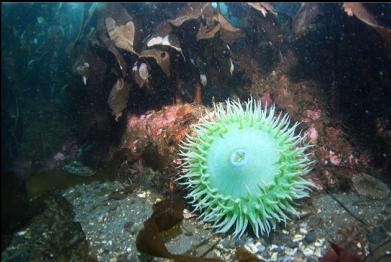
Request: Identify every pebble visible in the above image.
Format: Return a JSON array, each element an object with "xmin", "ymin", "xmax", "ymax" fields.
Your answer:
[
  {"xmin": 137, "ymin": 192, "xmax": 146, "ymax": 198},
  {"xmin": 300, "ymin": 228, "xmax": 308, "ymax": 234},
  {"xmin": 270, "ymin": 252, "xmax": 278, "ymax": 261},
  {"xmin": 303, "ymin": 247, "xmax": 314, "ymax": 256},
  {"xmin": 183, "ymin": 208, "xmax": 196, "ymax": 219},
  {"xmin": 245, "ymin": 242, "xmax": 258, "ymax": 253},
  {"xmin": 234, "ymin": 238, "xmax": 246, "ymax": 247},
  {"xmin": 304, "ymin": 230, "xmax": 317, "ymax": 244},
  {"xmin": 314, "ymin": 239, "xmax": 325, "ymax": 247},
  {"xmin": 285, "ymin": 247, "xmax": 297, "ymax": 256},
  {"xmin": 269, "ymin": 244, "xmax": 280, "ymax": 251},
  {"xmin": 300, "ymin": 223, "xmax": 308, "ymax": 229},
  {"xmin": 307, "ymin": 257, "xmax": 318, "ymax": 262},
  {"xmin": 292, "ymin": 234, "xmax": 304, "ymax": 242},
  {"xmin": 314, "ymin": 247, "xmax": 322, "ymax": 257},
  {"xmin": 257, "ymin": 243, "xmax": 265, "ymax": 253},
  {"xmin": 287, "ymin": 240, "xmax": 298, "ymax": 248},
  {"xmin": 221, "ymin": 239, "xmax": 235, "ymax": 249},
  {"xmin": 280, "ymin": 256, "xmax": 293, "ymax": 262}
]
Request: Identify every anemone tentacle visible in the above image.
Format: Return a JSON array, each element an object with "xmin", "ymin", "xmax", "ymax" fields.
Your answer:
[{"xmin": 178, "ymin": 97, "xmax": 315, "ymax": 238}]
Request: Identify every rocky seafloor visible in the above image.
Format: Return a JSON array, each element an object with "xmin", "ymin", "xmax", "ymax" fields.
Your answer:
[{"xmin": 2, "ymin": 169, "xmax": 390, "ymax": 262}]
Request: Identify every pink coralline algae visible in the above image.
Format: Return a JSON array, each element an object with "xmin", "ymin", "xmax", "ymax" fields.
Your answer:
[
  {"xmin": 53, "ymin": 152, "xmax": 66, "ymax": 161},
  {"xmin": 124, "ymin": 104, "xmax": 199, "ymax": 158},
  {"xmin": 127, "ymin": 111, "xmax": 154, "ymax": 133},
  {"xmin": 328, "ymin": 150, "xmax": 342, "ymax": 166},
  {"xmin": 359, "ymin": 153, "xmax": 371, "ymax": 168},
  {"xmin": 43, "ymin": 141, "xmax": 80, "ymax": 171},
  {"xmin": 303, "ymin": 109, "xmax": 321, "ymax": 122},
  {"xmin": 127, "ymin": 104, "xmax": 194, "ymax": 142},
  {"xmin": 323, "ymin": 169, "xmax": 336, "ymax": 186},
  {"xmin": 261, "ymin": 89, "xmax": 272, "ymax": 106},
  {"xmin": 348, "ymin": 154, "xmax": 359, "ymax": 168},
  {"xmin": 306, "ymin": 126, "xmax": 319, "ymax": 144}
]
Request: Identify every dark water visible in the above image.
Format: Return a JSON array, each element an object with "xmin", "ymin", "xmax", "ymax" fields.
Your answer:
[{"xmin": 1, "ymin": 3, "xmax": 391, "ymax": 261}]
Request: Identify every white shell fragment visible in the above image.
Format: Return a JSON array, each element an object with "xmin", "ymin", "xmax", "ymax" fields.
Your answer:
[
  {"xmin": 82, "ymin": 76, "xmax": 87, "ymax": 86},
  {"xmin": 229, "ymin": 58, "xmax": 234, "ymax": 75},
  {"xmin": 147, "ymin": 34, "xmax": 183, "ymax": 55},
  {"xmin": 200, "ymin": 74, "xmax": 207, "ymax": 87},
  {"xmin": 138, "ymin": 63, "xmax": 149, "ymax": 80}
]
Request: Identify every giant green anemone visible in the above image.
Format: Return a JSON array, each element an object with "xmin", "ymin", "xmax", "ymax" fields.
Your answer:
[{"xmin": 177, "ymin": 97, "xmax": 315, "ymax": 238}]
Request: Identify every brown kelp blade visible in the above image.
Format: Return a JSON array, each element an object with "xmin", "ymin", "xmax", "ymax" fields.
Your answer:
[{"xmin": 136, "ymin": 196, "xmax": 223, "ymax": 262}]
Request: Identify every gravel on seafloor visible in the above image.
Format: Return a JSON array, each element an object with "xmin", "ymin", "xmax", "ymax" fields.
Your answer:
[{"xmin": 2, "ymin": 180, "xmax": 391, "ymax": 262}]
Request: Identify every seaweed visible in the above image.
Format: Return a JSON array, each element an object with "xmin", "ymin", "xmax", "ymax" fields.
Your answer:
[
  {"xmin": 136, "ymin": 196, "xmax": 223, "ymax": 261},
  {"xmin": 235, "ymin": 247, "xmax": 265, "ymax": 262},
  {"xmin": 321, "ymin": 241, "xmax": 363, "ymax": 262}
]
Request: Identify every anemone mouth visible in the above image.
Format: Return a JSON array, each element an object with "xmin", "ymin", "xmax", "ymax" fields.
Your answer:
[
  {"xmin": 178, "ymin": 97, "xmax": 315, "ymax": 238},
  {"xmin": 207, "ymin": 125, "xmax": 280, "ymax": 198},
  {"xmin": 230, "ymin": 149, "xmax": 248, "ymax": 168}
]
